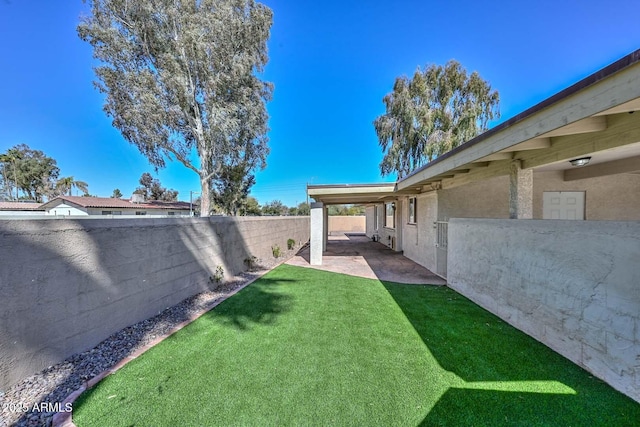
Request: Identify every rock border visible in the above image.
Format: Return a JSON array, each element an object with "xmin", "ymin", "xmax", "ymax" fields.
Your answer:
[
  {"xmin": 1, "ymin": 246, "xmax": 303, "ymax": 427},
  {"xmin": 52, "ymin": 272, "xmax": 258, "ymax": 427}
]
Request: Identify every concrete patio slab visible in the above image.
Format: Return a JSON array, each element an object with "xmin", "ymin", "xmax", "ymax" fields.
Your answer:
[{"xmin": 287, "ymin": 233, "xmax": 446, "ymax": 285}]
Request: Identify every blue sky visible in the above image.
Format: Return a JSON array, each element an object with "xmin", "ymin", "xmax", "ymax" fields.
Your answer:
[{"xmin": 0, "ymin": 1, "xmax": 638, "ymax": 207}]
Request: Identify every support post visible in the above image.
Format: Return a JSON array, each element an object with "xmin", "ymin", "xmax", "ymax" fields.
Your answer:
[
  {"xmin": 310, "ymin": 202, "xmax": 324, "ymax": 265},
  {"xmin": 323, "ymin": 204, "xmax": 328, "ymax": 251},
  {"xmin": 509, "ymin": 160, "xmax": 533, "ymax": 219}
]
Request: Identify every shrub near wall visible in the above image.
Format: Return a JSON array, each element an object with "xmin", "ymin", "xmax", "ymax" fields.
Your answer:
[{"xmin": 0, "ymin": 216, "xmax": 309, "ymax": 391}]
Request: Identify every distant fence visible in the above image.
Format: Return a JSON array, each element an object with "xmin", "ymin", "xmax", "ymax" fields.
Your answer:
[
  {"xmin": 0, "ymin": 216, "xmax": 309, "ymax": 391},
  {"xmin": 328, "ymin": 216, "xmax": 365, "ymax": 234}
]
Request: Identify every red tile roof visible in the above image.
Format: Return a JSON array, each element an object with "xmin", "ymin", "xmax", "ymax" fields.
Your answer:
[
  {"xmin": 41, "ymin": 196, "xmax": 191, "ymax": 210},
  {"xmin": 0, "ymin": 202, "xmax": 45, "ymax": 211}
]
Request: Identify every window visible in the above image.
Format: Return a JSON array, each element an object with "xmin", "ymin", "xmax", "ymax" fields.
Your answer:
[
  {"xmin": 135, "ymin": 211, "xmax": 147, "ymax": 216},
  {"xmin": 167, "ymin": 211, "xmax": 175, "ymax": 216},
  {"xmin": 384, "ymin": 202, "xmax": 395, "ymax": 229},
  {"xmin": 101, "ymin": 211, "xmax": 111, "ymax": 215},
  {"xmin": 102, "ymin": 211, "xmax": 122, "ymax": 215},
  {"xmin": 408, "ymin": 197, "xmax": 417, "ymax": 224}
]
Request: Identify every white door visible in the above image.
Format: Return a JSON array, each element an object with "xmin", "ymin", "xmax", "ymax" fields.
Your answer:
[{"xmin": 543, "ymin": 192, "xmax": 585, "ymax": 220}]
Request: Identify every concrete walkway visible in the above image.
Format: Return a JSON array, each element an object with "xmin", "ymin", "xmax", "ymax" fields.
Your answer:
[{"xmin": 287, "ymin": 233, "xmax": 446, "ymax": 285}]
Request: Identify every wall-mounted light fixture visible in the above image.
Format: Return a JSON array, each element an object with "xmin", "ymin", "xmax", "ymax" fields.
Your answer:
[{"xmin": 569, "ymin": 157, "xmax": 591, "ymax": 167}]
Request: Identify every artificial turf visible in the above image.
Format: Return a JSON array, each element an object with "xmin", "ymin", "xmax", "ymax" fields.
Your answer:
[{"xmin": 73, "ymin": 264, "xmax": 640, "ymax": 426}]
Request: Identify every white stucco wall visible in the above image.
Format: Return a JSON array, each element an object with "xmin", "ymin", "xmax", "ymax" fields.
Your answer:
[
  {"xmin": 402, "ymin": 193, "xmax": 438, "ymax": 273},
  {"xmin": 366, "ymin": 203, "xmax": 396, "ymax": 248},
  {"xmin": 46, "ymin": 203, "xmax": 88, "ymax": 216},
  {"xmin": 365, "ymin": 206, "xmax": 376, "ymax": 237},
  {"xmin": 448, "ymin": 218, "xmax": 640, "ymax": 402},
  {"xmin": 0, "ymin": 211, "xmax": 44, "ymax": 216}
]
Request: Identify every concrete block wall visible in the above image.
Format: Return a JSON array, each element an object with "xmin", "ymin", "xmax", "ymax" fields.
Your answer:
[
  {"xmin": 327, "ymin": 216, "xmax": 365, "ymax": 234},
  {"xmin": 0, "ymin": 216, "xmax": 309, "ymax": 391},
  {"xmin": 447, "ymin": 218, "xmax": 640, "ymax": 402}
]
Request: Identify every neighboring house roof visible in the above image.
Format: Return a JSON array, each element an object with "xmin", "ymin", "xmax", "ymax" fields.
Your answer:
[
  {"xmin": 40, "ymin": 196, "xmax": 191, "ymax": 211},
  {"xmin": 0, "ymin": 202, "xmax": 45, "ymax": 211}
]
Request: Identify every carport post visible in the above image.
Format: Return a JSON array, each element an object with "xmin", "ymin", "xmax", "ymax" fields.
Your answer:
[
  {"xmin": 310, "ymin": 202, "xmax": 324, "ymax": 265},
  {"xmin": 509, "ymin": 160, "xmax": 533, "ymax": 219}
]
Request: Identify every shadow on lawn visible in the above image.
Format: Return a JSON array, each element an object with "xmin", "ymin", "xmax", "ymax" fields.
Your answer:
[
  {"xmin": 382, "ymin": 282, "xmax": 640, "ymax": 426},
  {"xmin": 203, "ymin": 278, "xmax": 296, "ymax": 331}
]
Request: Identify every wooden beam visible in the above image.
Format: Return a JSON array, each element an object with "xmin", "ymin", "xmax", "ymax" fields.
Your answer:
[
  {"xmin": 477, "ymin": 152, "xmax": 513, "ymax": 162},
  {"xmin": 564, "ymin": 155, "xmax": 640, "ymax": 181},
  {"xmin": 442, "ymin": 160, "xmax": 512, "ymax": 190},
  {"xmin": 595, "ymin": 98, "xmax": 640, "ymax": 116},
  {"xmin": 522, "ymin": 112, "xmax": 640, "ymax": 169},
  {"xmin": 467, "ymin": 162, "xmax": 491, "ymax": 168},
  {"xmin": 502, "ymin": 138, "xmax": 551, "ymax": 152},
  {"xmin": 540, "ymin": 116, "xmax": 607, "ymax": 137}
]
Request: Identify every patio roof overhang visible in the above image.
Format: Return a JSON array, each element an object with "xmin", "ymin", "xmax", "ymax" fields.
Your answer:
[
  {"xmin": 307, "ymin": 183, "xmax": 397, "ymax": 205},
  {"xmin": 396, "ymin": 49, "xmax": 640, "ymax": 194}
]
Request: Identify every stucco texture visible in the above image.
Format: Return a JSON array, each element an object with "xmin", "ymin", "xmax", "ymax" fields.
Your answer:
[
  {"xmin": 447, "ymin": 218, "xmax": 640, "ymax": 402},
  {"xmin": 0, "ymin": 216, "xmax": 309, "ymax": 391}
]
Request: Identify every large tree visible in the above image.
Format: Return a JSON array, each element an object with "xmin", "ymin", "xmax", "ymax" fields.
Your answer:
[
  {"xmin": 78, "ymin": 0, "xmax": 273, "ymax": 216},
  {"xmin": 134, "ymin": 172, "xmax": 179, "ymax": 201},
  {"xmin": 0, "ymin": 144, "xmax": 60, "ymax": 202},
  {"xmin": 211, "ymin": 162, "xmax": 255, "ymax": 216},
  {"xmin": 262, "ymin": 199, "xmax": 287, "ymax": 216},
  {"xmin": 374, "ymin": 60, "xmax": 500, "ymax": 178}
]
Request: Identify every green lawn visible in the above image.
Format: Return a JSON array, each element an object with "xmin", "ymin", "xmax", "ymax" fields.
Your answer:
[{"xmin": 73, "ymin": 264, "xmax": 639, "ymax": 426}]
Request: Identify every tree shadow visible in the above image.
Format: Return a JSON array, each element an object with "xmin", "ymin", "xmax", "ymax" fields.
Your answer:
[
  {"xmin": 0, "ymin": 216, "xmax": 302, "ymax": 425},
  {"xmin": 202, "ymin": 278, "xmax": 296, "ymax": 331},
  {"xmin": 381, "ymin": 281, "xmax": 640, "ymax": 426}
]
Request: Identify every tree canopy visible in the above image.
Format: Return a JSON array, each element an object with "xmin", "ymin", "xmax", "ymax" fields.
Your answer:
[
  {"xmin": 0, "ymin": 144, "xmax": 60, "ymax": 202},
  {"xmin": 211, "ymin": 163, "xmax": 255, "ymax": 215},
  {"xmin": 374, "ymin": 60, "xmax": 500, "ymax": 178},
  {"xmin": 134, "ymin": 172, "xmax": 178, "ymax": 201},
  {"xmin": 55, "ymin": 176, "xmax": 89, "ymax": 197},
  {"xmin": 78, "ymin": 0, "xmax": 273, "ymax": 216}
]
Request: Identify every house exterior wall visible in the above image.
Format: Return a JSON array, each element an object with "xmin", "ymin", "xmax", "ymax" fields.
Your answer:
[
  {"xmin": 84, "ymin": 207, "xmax": 190, "ymax": 216},
  {"xmin": 46, "ymin": 203, "xmax": 88, "ymax": 216},
  {"xmin": 0, "ymin": 216, "xmax": 309, "ymax": 391},
  {"xmin": 533, "ymin": 171, "xmax": 640, "ymax": 220},
  {"xmin": 366, "ymin": 203, "xmax": 397, "ymax": 248},
  {"xmin": 447, "ymin": 218, "xmax": 640, "ymax": 402},
  {"xmin": 0, "ymin": 210, "xmax": 44, "ymax": 216},
  {"xmin": 365, "ymin": 206, "xmax": 376, "ymax": 237},
  {"xmin": 402, "ymin": 193, "xmax": 438, "ymax": 273},
  {"xmin": 438, "ymin": 175, "xmax": 510, "ymax": 220}
]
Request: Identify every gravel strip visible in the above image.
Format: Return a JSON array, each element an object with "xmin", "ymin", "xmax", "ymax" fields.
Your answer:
[{"xmin": 0, "ymin": 249, "xmax": 301, "ymax": 427}]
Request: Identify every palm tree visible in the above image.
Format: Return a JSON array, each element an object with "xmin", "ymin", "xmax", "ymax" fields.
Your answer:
[{"xmin": 56, "ymin": 176, "xmax": 89, "ymax": 196}]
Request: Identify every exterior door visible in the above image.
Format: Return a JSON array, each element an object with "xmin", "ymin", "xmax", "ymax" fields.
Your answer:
[
  {"xmin": 543, "ymin": 192, "xmax": 585, "ymax": 220},
  {"xmin": 434, "ymin": 221, "xmax": 448, "ymax": 278}
]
